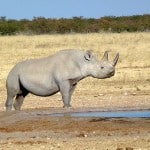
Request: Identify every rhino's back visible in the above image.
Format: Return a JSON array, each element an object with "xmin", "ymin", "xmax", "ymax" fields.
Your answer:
[
  {"xmin": 54, "ymin": 49, "xmax": 85, "ymax": 61},
  {"xmin": 10, "ymin": 49, "xmax": 85, "ymax": 80},
  {"xmin": 19, "ymin": 49, "xmax": 84, "ymax": 66}
]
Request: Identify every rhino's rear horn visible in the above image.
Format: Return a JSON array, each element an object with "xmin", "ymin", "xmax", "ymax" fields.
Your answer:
[
  {"xmin": 113, "ymin": 53, "xmax": 119, "ymax": 66},
  {"xmin": 102, "ymin": 51, "xmax": 108, "ymax": 61}
]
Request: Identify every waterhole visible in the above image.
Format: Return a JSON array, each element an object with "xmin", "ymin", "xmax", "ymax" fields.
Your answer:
[{"xmin": 47, "ymin": 110, "xmax": 150, "ymax": 118}]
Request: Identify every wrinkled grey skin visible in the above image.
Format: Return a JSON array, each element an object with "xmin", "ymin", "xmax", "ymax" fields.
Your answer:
[{"xmin": 5, "ymin": 49, "xmax": 119, "ymax": 111}]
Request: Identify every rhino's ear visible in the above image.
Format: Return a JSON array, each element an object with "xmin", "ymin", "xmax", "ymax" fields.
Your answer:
[
  {"xmin": 113, "ymin": 53, "xmax": 119, "ymax": 66},
  {"xmin": 84, "ymin": 50, "xmax": 93, "ymax": 61},
  {"xmin": 102, "ymin": 51, "xmax": 108, "ymax": 61}
]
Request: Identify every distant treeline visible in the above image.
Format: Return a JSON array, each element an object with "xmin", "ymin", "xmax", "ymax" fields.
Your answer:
[{"xmin": 0, "ymin": 15, "xmax": 150, "ymax": 35}]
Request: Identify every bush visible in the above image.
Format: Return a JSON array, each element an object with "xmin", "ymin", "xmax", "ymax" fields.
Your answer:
[{"xmin": 0, "ymin": 15, "xmax": 149, "ymax": 35}]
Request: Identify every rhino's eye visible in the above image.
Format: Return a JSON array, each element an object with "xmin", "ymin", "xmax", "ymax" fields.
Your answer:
[{"xmin": 101, "ymin": 66, "xmax": 104, "ymax": 69}]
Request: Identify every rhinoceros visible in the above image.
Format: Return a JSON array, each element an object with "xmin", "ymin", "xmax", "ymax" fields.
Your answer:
[{"xmin": 5, "ymin": 49, "xmax": 119, "ymax": 111}]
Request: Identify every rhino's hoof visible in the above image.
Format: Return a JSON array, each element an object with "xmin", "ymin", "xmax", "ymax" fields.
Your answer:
[
  {"xmin": 63, "ymin": 104, "xmax": 72, "ymax": 108},
  {"xmin": 13, "ymin": 104, "xmax": 21, "ymax": 111},
  {"xmin": 5, "ymin": 105, "xmax": 12, "ymax": 111}
]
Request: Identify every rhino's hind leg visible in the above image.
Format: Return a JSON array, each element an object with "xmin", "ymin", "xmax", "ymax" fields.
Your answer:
[
  {"xmin": 13, "ymin": 94, "xmax": 24, "ymax": 110},
  {"xmin": 5, "ymin": 94, "xmax": 16, "ymax": 111},
  {"xmin": 13, "ymin": 90, "xmax": 29, "ymax": 111},
  {"xmin": 6, "ymin": 73, "xmax": 21, "ymax": 111},
  {"xmin": 5, "ymin": 86, "xmax": 20, "ymax": 111}
]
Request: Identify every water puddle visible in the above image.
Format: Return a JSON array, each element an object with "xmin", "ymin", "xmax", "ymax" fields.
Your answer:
[{"xmin": 47, "ymin": 110, "xmax": 150, "ymax": 118}]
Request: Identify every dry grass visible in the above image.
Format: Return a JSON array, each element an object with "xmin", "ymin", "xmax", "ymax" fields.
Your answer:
[{"xmin": 0, "ymin": 33, "xmax": 150, "ymax": 110}]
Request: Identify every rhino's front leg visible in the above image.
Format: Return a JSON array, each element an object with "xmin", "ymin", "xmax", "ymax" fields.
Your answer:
[{"xmin": 59, "ymin": 80, "xmax": 76, "ymax": 108}]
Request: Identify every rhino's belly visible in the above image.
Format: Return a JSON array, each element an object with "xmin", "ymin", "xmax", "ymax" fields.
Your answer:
[
  {"xmin": 20, "ymin": 75, "xmax": 59, "ymax": 96},
  {"xmin": 30, "ymin": 87, "xmax": 59, "ymax": 97}
]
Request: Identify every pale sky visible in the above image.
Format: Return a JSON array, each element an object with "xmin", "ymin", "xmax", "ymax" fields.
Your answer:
[{"xmin": 0, "ymin": 0, "xmax": 150, "ymax": 20}]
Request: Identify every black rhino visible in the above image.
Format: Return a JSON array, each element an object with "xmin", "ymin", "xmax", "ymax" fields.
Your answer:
[{"xmin": 5, "ymin": 49, "xmax": 119, "ymax": 111}]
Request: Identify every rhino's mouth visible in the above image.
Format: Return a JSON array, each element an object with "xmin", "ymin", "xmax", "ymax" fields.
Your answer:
[
  {"xmin": 100, "ymin": 71, "xmax": 115, "ymax": 79},
  {"xmin": 107, "ymin": 71, "xmax": 115, "ymax": 77}
]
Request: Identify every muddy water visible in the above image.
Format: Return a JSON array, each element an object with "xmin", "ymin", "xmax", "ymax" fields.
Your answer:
[{"xmin": 47, "ymin": 110, "xmax": 150, "ymax": 118}]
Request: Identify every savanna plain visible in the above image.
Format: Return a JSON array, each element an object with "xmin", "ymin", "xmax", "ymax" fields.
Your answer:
[{"xmin": 0, "ymin": 33, "xmax": 150, "ymax": 150}]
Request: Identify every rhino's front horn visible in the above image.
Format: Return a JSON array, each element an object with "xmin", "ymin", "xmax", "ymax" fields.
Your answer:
[
  {"xmin": 113, "ymin": 53, "xmax": 119, "ymax": 66},
  {"xmin": 102, "ymin": 51, "xmax": 108, "ymax": 61}
]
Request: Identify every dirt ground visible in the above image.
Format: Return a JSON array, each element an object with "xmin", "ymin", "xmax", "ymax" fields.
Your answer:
[{"xmin": 0, "ymin": 101, "xmax": 150, "ymax": 150}]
